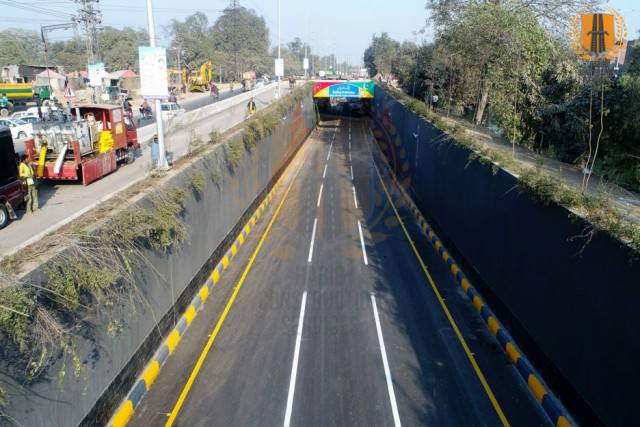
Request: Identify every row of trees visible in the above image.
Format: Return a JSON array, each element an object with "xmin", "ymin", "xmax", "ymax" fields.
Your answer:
[
  {"xmin": 364, "ymin": 1, "xmax": 640, "ymax": 191},
  {"xmin": 0, "ymin": 27, "xmax": 148, "ymax": 72},
  {"xmin": 0, "ymin": 6, "xmax": 336, "ymax": 81}
]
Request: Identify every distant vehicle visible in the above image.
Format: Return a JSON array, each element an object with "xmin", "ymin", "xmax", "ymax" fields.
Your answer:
[
  {"xmin": 241, "ymin": 71, "xmax": 257, "ymax": 92},
  {"xmin": 0, "ymin": 83, "xmax": 51, "ymax": 107},
  {"xmin": 255, "ymin": 81, "xmax": 265, "ymax": 89},
  {"xmin": 160, "ymin": 102, "xmax": 185, "ymax": 120},
  {"xmin": 0, "ymin": 126, "xmax": 26, "ymax": 229},
  {"xmin": 0, "ymin": 118, "xmax": 34, "ymax": 139}
]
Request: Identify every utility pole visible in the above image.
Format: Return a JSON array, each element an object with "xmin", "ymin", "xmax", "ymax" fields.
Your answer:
[
  {"xmin": 230, "ymin": 0, "xmax": 240, "ymax": 82},
  {"xmin": 41, "ymin": 22, "xmax": 78, "ymax": 94},
  {"xmin": 74, "ymin": 0, "xmax": 101, "ymax": 65},
  {"xmin": 277, "ymin": 0, "xmax": 281, "ymax": 98},
  {"xmin": 145, "ymin": 0, "xmax": 168, "ymax": 170}
]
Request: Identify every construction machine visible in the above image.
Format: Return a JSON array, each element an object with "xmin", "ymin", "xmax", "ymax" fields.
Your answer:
[{"xmin": 188, "ymin": 62, "xmax": 212, "ymax": 92}]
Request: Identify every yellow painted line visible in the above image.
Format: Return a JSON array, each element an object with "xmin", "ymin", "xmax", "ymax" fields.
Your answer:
[
  {"xmin": 221, "ymin": 255, "xmax": 230, "ymax": 270},
  {"xmin": 231, "ymin": 243, "xmax": 238, "ymax": 256},
  {"xmin": 250, "ymin": 216, "xmax": 256, "ymax": 226},
  {"xmin": 164, "ymin": 145, "xmax": 307, "ymax": 427},
  {"xmin": 372, "ymin": 140, "xmax": 510, "ymax": 427},
  {"xmin": 461, "ymin": 278, "xmax": 471, "ymax": 292},
  {"xmin": 142, "ymin": 360, "xmax": 161, "ymax": 390},
  {"xmin": 557, "ymin": 416, "xmax": 571, "ymax": 427},
  {"xmin": 238, "ymin": 233, "xmax": 245, "ymax": 245},
  {"xmin": 111, "ymin": 400, "xmax": 134, "ymax": 427},
  {"xmin": 451, "ymin": 263, "xmax": 460, "ymax": 276},
  {"xmin": 244, "ymin": 224, "xmax": 251, "ymax": 235},
  {"xmin": 472, "ymin": 295, "xmax": 484, "ymax": 312},
  {"xmin": 184, "ymin": 305, "xmax": 197, "ymax": 326}
]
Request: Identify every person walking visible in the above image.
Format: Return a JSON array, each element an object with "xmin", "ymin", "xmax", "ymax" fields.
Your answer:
[{"xmin": 18, "ymin": 154, "xmax": 38, "ymax": 213}]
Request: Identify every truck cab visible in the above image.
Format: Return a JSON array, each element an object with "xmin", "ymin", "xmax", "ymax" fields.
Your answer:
[{"xmin": 0, "ymin": 126, "xmax": 25, "ymax": 229}]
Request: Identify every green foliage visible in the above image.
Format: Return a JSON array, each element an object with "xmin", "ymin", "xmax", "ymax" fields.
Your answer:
[
  {"xmin": 225, "ymin": 137, "xmax": 244, "ymax": 170},
  {"xmin": 0, "ymin": 29, "xmax": 42, "ymax": 67},
  {"xmin": 0, "ymin": 287, "xmax": 35, "ymax": 352},
  {"xmin": 209, "ymin": 130, "xmax": 222, "ymax": 144},
  {"xmin": 46, "ymin": 263, "xmax": 118, "ymax": 312},
  {"xmin": 189, "ymin": 170, "xmax": 206, "ymax": 193},
  {"xmin": 0, "ymin": 385, "xmax": 6, "ymax": 407},
  {"xmin": 389, "ymin": 87, "xmax": 640, "ymax": 253},
  {"xmin": 364, "ymin": 33, "xmax": 400, "ymax": 78}
]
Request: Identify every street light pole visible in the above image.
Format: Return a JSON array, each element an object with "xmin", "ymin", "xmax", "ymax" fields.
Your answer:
[
  {"xmin": 277, "ymin": 0, "xmax": 281, "ymax": 98},
  {"xmin": 145, "ymin": 0, "xmax": 168, "ymax": 169}
]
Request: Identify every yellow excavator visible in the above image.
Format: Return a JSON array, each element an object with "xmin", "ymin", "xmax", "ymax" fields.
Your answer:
[{"xmin": 188, "ymin": 61, "xmax": 212, "ymax": 92}]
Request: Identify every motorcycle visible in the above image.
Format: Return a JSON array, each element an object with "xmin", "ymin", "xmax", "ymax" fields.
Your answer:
[{"xmin": 139, "ymin": 104, "xmax": 153, "ymax": 119}]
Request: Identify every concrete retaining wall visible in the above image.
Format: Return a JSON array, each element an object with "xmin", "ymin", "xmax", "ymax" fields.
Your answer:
[
  {"xmin": 371, "ymin": 86, "xmax": 640, "ymax": 426},
  {"xmin": 0, "ymin": 90, "xmax": 316, "ymax": 426}
]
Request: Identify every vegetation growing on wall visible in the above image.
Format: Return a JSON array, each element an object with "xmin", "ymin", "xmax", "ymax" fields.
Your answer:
[{"xmin": 383, "ymin": 85, "xmax": 640, "ymax": 253}]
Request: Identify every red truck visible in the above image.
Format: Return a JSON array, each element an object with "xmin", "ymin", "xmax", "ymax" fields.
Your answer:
[
  {"xmin": 24, "ymin": 104, "xmax": 139, "ymax": 185},
  {"xmin": 0, "ymin": 126, "xmax": 26, "ymax": 229}
]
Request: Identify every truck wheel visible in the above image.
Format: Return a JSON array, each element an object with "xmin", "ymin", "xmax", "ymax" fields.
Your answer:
[
  {"xmin": 126, "ymin": 148, "xmax": 135, "ymax": 164},
  {"xmin": 17, "ymin": 131, "xmax": 27, "ymax": 139},
  {"xmin": 0, "ymin": 205, "xmax": 9, "ymax": 230},
  {"xmin": 0, "ymin": 108, "xmax": 8, "ymax": 117}
]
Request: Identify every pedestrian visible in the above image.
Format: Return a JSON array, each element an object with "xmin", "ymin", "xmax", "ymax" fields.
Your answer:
[
  {"xmin": 431, "ymin": 94, "xmax": 439, "ymax": 109},
  {"xmin": 18, "ymin": 154, "xmax": 38, "ymax": 213},
  {"xmin": 247, "ymin": 98, "xmax": 256, "ymax": 116}
]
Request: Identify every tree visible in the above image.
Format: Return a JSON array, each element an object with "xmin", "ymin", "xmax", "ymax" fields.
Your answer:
[
  {"xmin": 210, "ymin": 7, "xmax": 271, "ymax": 79},
  {"xmin": 98, "ymin": 27, "xmax": 148, "ymax": 71},
  {"xmin": 364, "ymin": 33, "xmax": 400, "ymax": 78},
  {"xmin": 0, "ymin": 29, "xmax": 43, "ymax": 68}
]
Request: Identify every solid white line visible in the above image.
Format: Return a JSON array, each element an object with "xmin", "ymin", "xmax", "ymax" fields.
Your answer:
[
  {"xmin": 357, "ymin": 220, "xmax": 368, "ymax": 265},
  {"xmin": 352, "ymin": 185, "xmax": 358, "ymax": 209},
  {"xmin": 322, "ymin": 163, "xmax": 328, "ymax": 179},
  {"xmin": 350, "ymin": 165, "xmax": 354, "ymax": 180},
  {"xmin": 349, "ymin": 151, "xmax": 352, "ymax": 162},
  {"xmin": 316, "ymin": 183, "xmax": 324, "ymax": 207},
  {"xmin": 284, "ymin": 291, "xmax": 308, "ymax": 427},
  {"xmin": 370, "ymin": 294, "xmax": 402, "ymax": 427},
  {"xmin": 307, "ymin": 217, "xmax": 318, "ymax": 263}
]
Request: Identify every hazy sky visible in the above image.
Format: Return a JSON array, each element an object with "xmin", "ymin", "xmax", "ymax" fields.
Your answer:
[{"xmin": 1, "ymin": 0, "xmax": 638, "ymax": 64}]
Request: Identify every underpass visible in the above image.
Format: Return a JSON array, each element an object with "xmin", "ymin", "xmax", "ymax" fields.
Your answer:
[{"xmin": 126, "ymin": 115, "xmax": 549, "ymax": 427}]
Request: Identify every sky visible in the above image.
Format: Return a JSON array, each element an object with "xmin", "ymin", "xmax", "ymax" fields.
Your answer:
[{"xmin": 1, "ymin": 0, "xmax": 638, "ymax": 65}]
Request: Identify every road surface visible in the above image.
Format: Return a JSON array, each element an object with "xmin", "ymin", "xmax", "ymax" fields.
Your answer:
[
  {"xmin": 0, "ymin": 83, "xmax": 290, "ymax": 258},
  {"xmin": 128, "ymin": 117, "xmax": 550, "ymax": 427}
]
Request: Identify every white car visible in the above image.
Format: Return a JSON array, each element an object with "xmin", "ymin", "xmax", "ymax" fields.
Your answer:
[
  {"xmin": 255, "ymin": 81, "xmax": 265, "ymax": 89},
  {"xmin": 160, "ymin": 102, "xmax": 185, "ymax": 120},
  {"xmin": 0, "ymin": 118, "xmax": 34, "ymax": 139},
  {"xmin": 18, "ymin": 115, "xmax": 41, "ymax": 125}
]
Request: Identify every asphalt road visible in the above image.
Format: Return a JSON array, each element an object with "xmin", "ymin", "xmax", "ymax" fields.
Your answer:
[
  {"xmin": 128, "ymin": 117, "xmax": 551, "ymax": 427},
  {"xmin": 0, "ymin": 83, "xmax": 289, "ymax": 257}
]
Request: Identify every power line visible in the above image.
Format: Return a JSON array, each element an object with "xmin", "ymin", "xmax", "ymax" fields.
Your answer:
[{"xmin": 74, "ymin": 0, "xmax": 102, "ymax": 64}]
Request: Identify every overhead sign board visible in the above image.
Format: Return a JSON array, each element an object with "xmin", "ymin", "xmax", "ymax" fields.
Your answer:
[
  {"xmin": 313, "ymin": 81, "xmax": 375, "ymax": 98},
  {"xmin": 139, "ymin": 46, "xmax": 169, "ymax": 99}
]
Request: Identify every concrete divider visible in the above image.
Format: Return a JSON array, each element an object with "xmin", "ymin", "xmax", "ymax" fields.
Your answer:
[
  {"xmin": 371, "ymin": 85, "xmax": 640, "ymax": 426},
  {"xmin": 0, "ymin": 88, "xmax": 316, "ymax": 427}
]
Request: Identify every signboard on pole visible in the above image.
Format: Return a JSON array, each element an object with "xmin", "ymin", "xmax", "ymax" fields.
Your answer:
[
  {"xmin": 88, "ymin": 63, "xmax": 105, "ymax": 87},
  {"xmin": 303, "ymin": 58, "xmax": 309, "ymax": 71},
  {"xmin": 139, "ymin": 46, "xmax": 169, "ymax": 99},
  {"xmin": 275, "ymin": 58, "xmax": 284, "ymax": 77}
]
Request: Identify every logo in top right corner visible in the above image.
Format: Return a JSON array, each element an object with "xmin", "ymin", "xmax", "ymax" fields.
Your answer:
[{"xmin": 570, "ymin": 9, "xmax": 628, "ymax": 64}]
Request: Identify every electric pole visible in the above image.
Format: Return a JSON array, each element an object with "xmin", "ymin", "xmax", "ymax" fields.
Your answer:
[
  {"xmin": 74, "ymin": 0, "xmax": 101, "ymax": 65},
  {"xmin": 230, "ymin": 0, "xmax": 240, "ymax": 82}
]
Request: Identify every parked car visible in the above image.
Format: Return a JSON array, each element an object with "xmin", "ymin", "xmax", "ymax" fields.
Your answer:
[
  {"xmin": 0, "ymin": 126, "xmax": 26, "ymax": 229},
  {"xmin": 18, "ymin": 115, "xmax": 42, "ymax": 125},
  {"xmin": 0, "ymin": 118, "xmax": 34, "ymax": 139},
  {"xmin": 160, "ymin": 102, "xmax": 185, "ymax": 120},
  {"xmin": 255, "ymin": 80, "xmax": 265, "ymax": 89}
]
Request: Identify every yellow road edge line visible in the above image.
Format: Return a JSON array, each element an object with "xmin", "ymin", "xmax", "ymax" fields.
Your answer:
[
  {"xmin": 368, "ymin": 124, "xmax": 510, "ymax": 427},
  {"xmin": 164, "ymin": 145, "xmax": 307, "ymax": 427}
]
